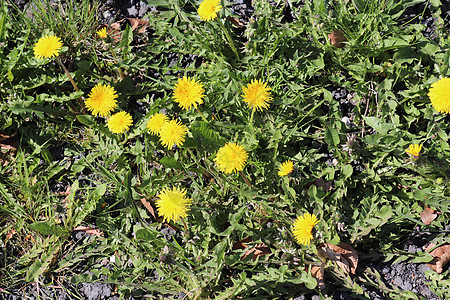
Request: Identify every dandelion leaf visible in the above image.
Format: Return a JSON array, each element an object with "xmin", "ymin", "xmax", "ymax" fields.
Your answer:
[
  {"xmin": 24, "ymin": 236, "xmax": 63, "ymax": 282},
  {"xmin": 135, "ymin": 228, "xmax": 158, "ymax": 241},
  {"xmin": 28, "ymin": 221, "xmax": 69, "ymax": 236},
  {"xmin": 363, "ymin": 116, "xmax": 394, "ymax": 135},
  {"xmin": 324, "ymin": 127, "xmax": 340, "ymax": 148},
  {"xmin": 190, "ymin": 121, "xmax": 222, "ymax": 153},
  {"xmin": 160, "ymin": 156, "xmax": 183, "ymax": 170}
]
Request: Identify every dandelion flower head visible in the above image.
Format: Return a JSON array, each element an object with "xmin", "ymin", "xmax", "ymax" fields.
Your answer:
[
  {"xmin": 159, "ymin": 119, "xmax": 188, "ymax": 149},
  {"xmin": 405, "ymin": 143, "xmax": 422, "ymax": 161},
  {"xmin": 34, "ymin": 35, "xmax": 63, "ymax": 60},
  {"xmin": 292, "ymin": 213, "xmax": 320, "ymax": 246},
  {"xmin": 107, "ymin": 111, "xmax": 133, "ymax": 134},
  {"xmin": 278, "ymin": 160, "xmax": 294, "ymax": 177},
  {"xmin": 173, "ymin": 76, "xmax": 205, "ymax": 110},
  {"xmin": 147, "ymin": 113, "xmax": 168, "ymax": 135},
  {"xmin": 156, "ymin": 186, "xmax": 192, "ymax": 223},
  {"xmin": 96, "ymin": 27, "xmax": 108, "ymax": 39},
  {"xmin": 242, "ymin": 79, "xmax": 273, "ymax": 111},
  {"xmin": 214, "ymin": 142, "xmax": 248, "ymax": 174},
  {"xmin": 85, "ymin": 83, "xmax": 118, "ymax": 117},
  {"xmin": 198, "ymin": 0, "xmax": 222, "ymax": 21},
  {"xmin": 428, "ymin": 77, "xmax": 450, "ymax": 114}
]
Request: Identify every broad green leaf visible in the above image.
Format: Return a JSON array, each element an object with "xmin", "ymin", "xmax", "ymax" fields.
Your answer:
[
  {"xmin": 213, "ymin": 239, "xmax": 228, "ymax": 264},
  {"xmin": 136, "ymin": 228, "xmax": 158, "ymax": 241},
  {"xmin": 363, "ymin": 116, "xmax": 394, "ymax": 135},
  {"xmin": 93, "ymin": 184, "xmax": 107, "ymax": 199},
  {"xmin": 419, "ymin": 42, "xmax": 441, "ymax": 57},
  {"xmin": 301, "ymin": 271, "xmax": 318, "ymax": 289},
  {"xmin": 160, "ymin": 156, "xmax": 183, "ymax": 170},
  {"xmin": 324, "ymin": 127, "xmax": 339, "ymax": 148},
  {"xmin": 410, "ymin": 251, "xmax": 434, "ymax": 263},
  {"xmin": 342, "ymin": 164, "xmax": 353, "ymax": 180},
  {"xmin": 28, "ymin": 222, "xmax": 69, "ymax": 236},
  {"xmin": 393, "ymin": 47, "xmax": 416, "ymax": 64},
  {"xmin": 76, "ymin": 115, "xmax": 96, "ymax": 126}
]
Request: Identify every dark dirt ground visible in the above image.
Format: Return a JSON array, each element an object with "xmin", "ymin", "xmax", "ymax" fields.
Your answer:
[{"xmin": 2, "ymin": 0, "xmax": 449, "ymax": 299}]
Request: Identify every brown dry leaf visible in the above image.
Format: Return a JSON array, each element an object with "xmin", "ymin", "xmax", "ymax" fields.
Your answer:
[
  {"xmin": 0, "ymin": 131, "xmax": 17, "ymax": 142},
  {"xmin": 232, "ymin": 236, "xmax": 253, "ymax": 250},
  {"xmin": 233, "ymin": 237, "xmax": 270, "ymax": 260},
  {"xmin": 0, "ymin": 132, "xmax": 19, "ymax": 151},
  {"xmin": 328, "ymin": 29, "xmax": 347, "ymax": 48},
  {"xmin": 6, "ymin": 228, "xmax": 16, "ymax": 240},
  {"xmin": 140, "ymin": 197, "xmax": 157, "ymax": 219},
  {"xmin": 317, "ymin": 243, "xmax": 358, "ymax": 274},
  {"xmin": 227, "ymin": 16, "xmax": 244, "ymax": 28},
  {"xmin": 106, "ymin": 18, "xmax": 149, "ymax": 42},
  {"xmin": 241, "ymin": 243, "xmax": 271, "ymax": 260},
  {"xmin": 310, "ymin": 263, "xmax": 325, "ymax": 289},
  {"xmin": 54, "ymin": 184, "xmax": 71, "ymax": 196},
  {"xmin": 425, "ymin": 243, "xmax": 450, "ymax": 273},
  {"xmin": 73, "ymin": 226, "xmax": 104, "ymax": 237},
  {"xmin": 128, "ymin": 18, "xmax": 149, "ymax": 33},
  {"xmin": 0, "ymin": 152, "xmax": 15, "ymax": 167},
  {"xmin": 103, "ymin": 23, "xmax": 122, "ymax": 43},
  {"xmin": 420, "ymin": 207, "xmax": 437, "ymax": 225}
]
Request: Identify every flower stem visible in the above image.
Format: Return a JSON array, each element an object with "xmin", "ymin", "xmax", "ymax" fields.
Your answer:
[
  {"xmin": 108, "ymin": 44, "xmax": 124, "ymax": 80},
  {"xmin": 56, "ymin": 57, "xmax": 86, "ymax": 114},
  {"xmin": 181, "ymin": 217, "xmax": 188, "ymax": 232},
  {"xmin": 195, "ymin": 106, "xmax": 209, "ymax": 123},
  {"xmin": 249, "ymin": 108, "xmax": 255, "ymax": 124},
  {"xmin": 239, "ymin": 170, "xmax": 252, "ymax": 188},
  {"xmin": 218, "ymin": 18, "xmax": 240, "ymax": 61},
  {"xmin": 120, "ymin": 133, "xmax": 129, "ymax": 146},
  {"xmin": 56, "ymin": 57, "xmax": 79, "ymax": 92}
]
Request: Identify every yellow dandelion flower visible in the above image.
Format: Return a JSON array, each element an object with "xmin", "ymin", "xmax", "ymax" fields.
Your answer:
[
  {"xmin": 242, "ymin": 79, "xmax": 273, "ymax": 111},
  {"xmin": 147, "ymin": 113, "xmax": 168, "ymax": 135},
  {"xmin": 278, "ymin": 160, "xmax": 294, "ymax": 177},
  {"xmin": 96, "ymin": 27, "xmax": 108, "ymax": 39},
  {"xmin": 107, "ymin": 111, "xmax": 133, "ymax": 134},
  {"xmin": 85, "ymin": 83, "xmax": 118, "ymax": 117},
  {"xmin": 159, "ymin": 119, "xmax": 187, "ymax": 149},
  {"xmin": 214, "ymin": 142, "xmax": 248, "ymax": 174},
  {"xmin": 173, "ymin": 76, "xmax": 205, "ymax": 110},
  {"xmin": 34, "ymin": 35, "xmax": 63, "ymax": 60},
  {"xmin": 198, "ymin": 0, "xmax": 222, "ymax": 21},
  {"xmin": 428, "ymin": 77, "xmax": 450, "ymax": 114},
  {"xmin": 405, "ymin": 143, "xmax": 422, "ymax": 162},
  {"xmin": 156, "ymin": 186, "xmax": 192, "ymax": 223},
  {"xmin": 292, "ymin": 213, "xmax": 320, "ymax": 246}
]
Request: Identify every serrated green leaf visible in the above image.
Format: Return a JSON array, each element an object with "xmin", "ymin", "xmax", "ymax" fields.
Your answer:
[
  {"xmin": 25, "ymin": 239, "xmax": 65, "ymax": 281},
  {"xmin": 190, "ymin": 121, "xmax": 222, "ymax": 153},
  {"xmin": 28, "ymin": 222, "xmax": 69, "ymax": 236}
]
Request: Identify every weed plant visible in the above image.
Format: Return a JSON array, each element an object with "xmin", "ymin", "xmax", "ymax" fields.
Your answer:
[{"xmin": 0, "ymin": 0, "xmax": 449, "ymax": 299}]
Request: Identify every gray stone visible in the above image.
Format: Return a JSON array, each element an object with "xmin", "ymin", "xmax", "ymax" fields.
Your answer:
[{"xmin": 127, "ymin": 6, "xmax": 138, "ymax": 17}]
